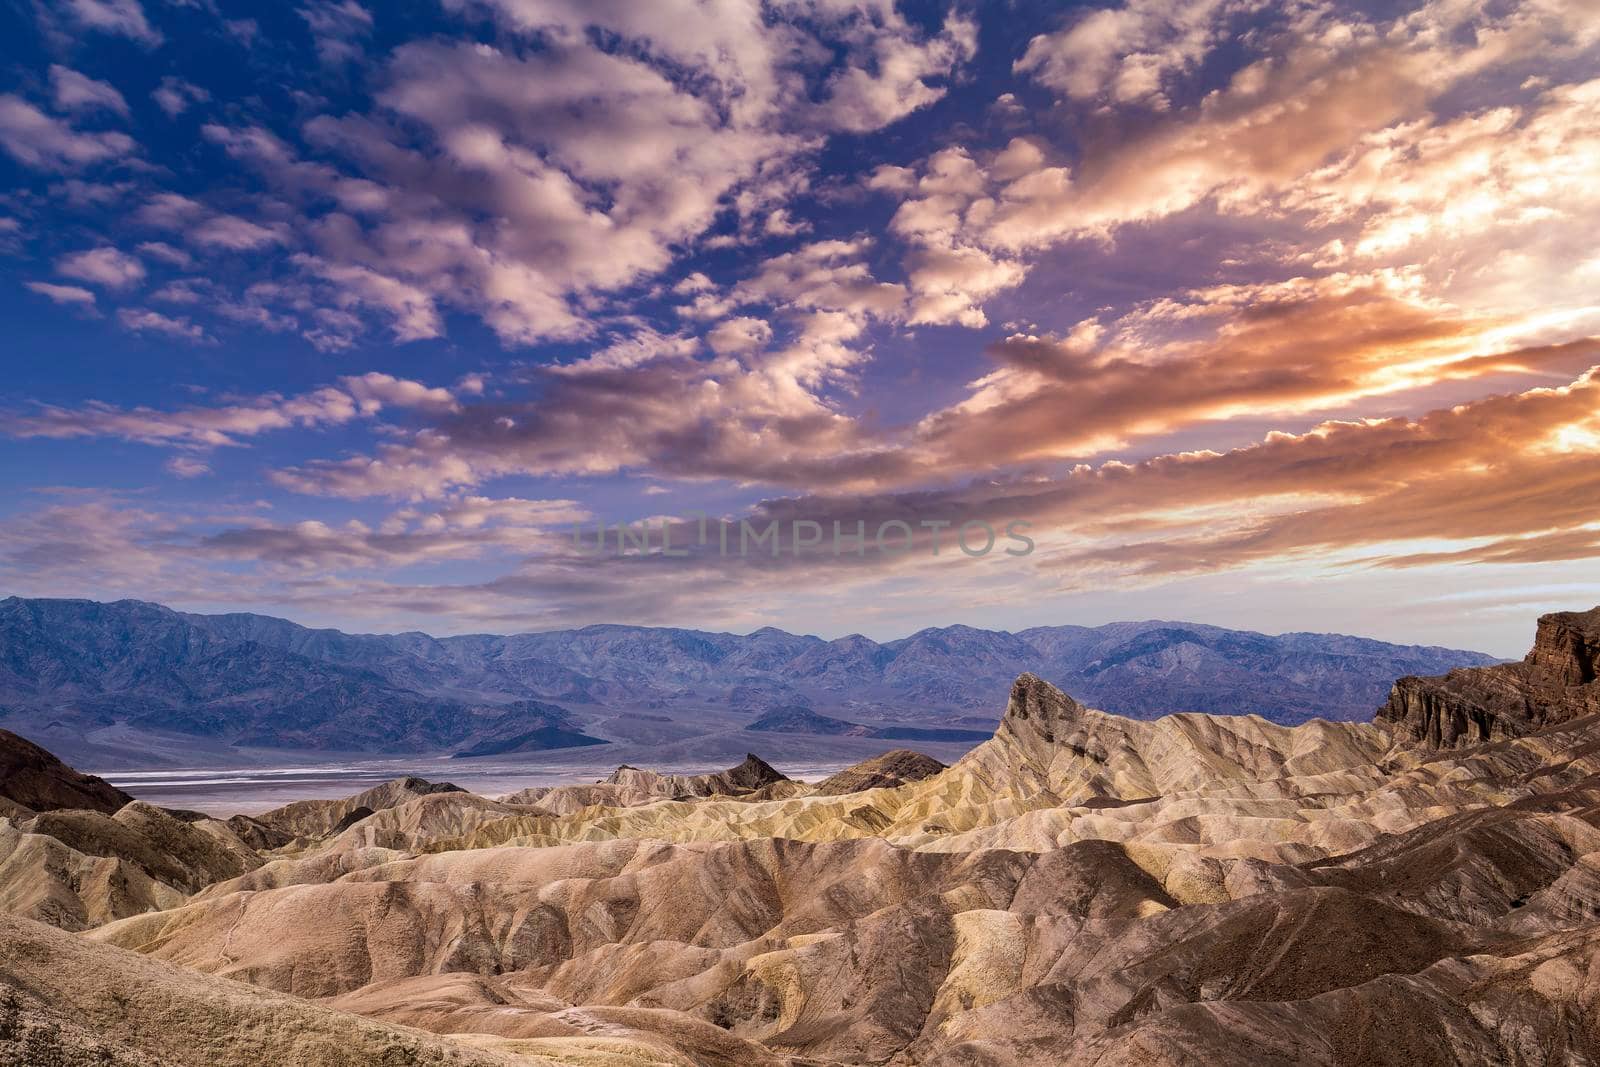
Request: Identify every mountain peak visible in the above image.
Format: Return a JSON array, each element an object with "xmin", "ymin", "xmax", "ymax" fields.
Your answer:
[{"xmin": 1003, "ymin": 672, "xmax": 1088, "ymax": 740}]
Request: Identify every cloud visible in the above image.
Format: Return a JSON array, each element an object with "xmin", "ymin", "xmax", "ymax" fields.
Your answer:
[
  {"xmin": 813, "ymin": 12, "xmax": 978, "ymax": 132},
  {"xmin": 1280, "ymin": 77, "xmax": 1600, "ymax": 319},
  {"xmin": 136, "ymin": 241, "xmax": 193, "ymax": 267},
  {"xmin": 733, "ymin": 239, "xmax": 908, "ymax": 319},
  {"xmin": 1016, "ymin": 0, "xmax": 1254, "ymax": 110},
  {"xmin": 165, "ymin": 455, "xmax": 211, "ymax": 478},
  {"xmin": 56, "ymin": 0, "xmax": 161, "ymax": 45},
  {"xmin": 5, "ymin": 372, "xmax": 457, "ymax": 447},
  {"xmin": 56, "ymin": 246, "xmax": 145, "ymax": 288},
  {"xmin": 342, "ymin": 371, "xmax": 458, "ymax": 412},
  {"xmin": 291, "ymin": 255, "xmax": 442, "ymax": 342},
  {"xmin": 879, "ymin": 147, "xmax": 1030, "ymax": 326},
  {"xmin": 24, "ymin": 281, "xmax": 97, "ymax": 308},
  {"xmin": 116, "ymin": 308, "xmax": 210, "ymax": 341},
  {"xmin": 10, "ymin": 364, "xmax": 1600, "ymax": 639},
  {"xmin": 49, "ymin": 66, "xmax": 130, "ymax": 116},
  {"xmin": 989, "ymin": 0, "xmax": 1600, "ymax": 249},
  {"xmin": 550, "ymin": 329, "xmax": 700, "ymax": 375},
  {"xmin": 909, "ymin": 271, "xmax": 1596, "ymax": 469},
  {"xmin": 189, "ymin": 214, "xmax": 285, "ymax": 250},
  {"xmin": 271, "ymin": 310, "xmax": 901, "ymax": 499},
  {"xmin": 151, "ymin": 77, "xmax": 211, "ymax": 118},
  {"xmin": 1022, "ymin": 367, "xmax": 1600, "ymax": 580},
  {"xmin": 134, "ymin": 192, "xmax": 205, "ymax": 229},
  {"xmin": 0, "ymin": 95, "xmax": 135, "ymax": 169},
  {"xmin": 0, "ymin": 498, "xmax": 188, "ymax": 600},
  {"xmin": 707, "ymin": 316, "xmax": 774, "ymax": 355},
  {"xmin": 159, "ymin": 1, "xmax": 977, "ymax": 349},
  {"xmin": 297, "ymin": 0, "xmax": 373, "ymax": 65}
]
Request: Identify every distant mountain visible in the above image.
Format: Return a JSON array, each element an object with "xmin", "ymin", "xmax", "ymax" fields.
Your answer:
[
  {"xmin": 0, "ymin": 596, "xmax": 1501, "ymax": 762},
  {"xmin": 746, "ymin": 706, "xmax": 872, "ymax": 736},
  {"xmin": 451, "ymin": 724, "xmax": 610, "ymax": 759}
]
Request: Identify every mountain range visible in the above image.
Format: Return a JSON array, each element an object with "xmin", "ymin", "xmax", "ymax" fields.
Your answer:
[
  {"xmin": 0, "ymin": 596, "xmax": 1500, "ymax": 766},
  {"xmin": 0, "ymin": 608, "xmax": 1598, "ymax": 1064}
]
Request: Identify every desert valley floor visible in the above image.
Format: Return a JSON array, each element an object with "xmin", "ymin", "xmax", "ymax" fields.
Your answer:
[{"xmin": 4, "ymin": 609, "xmax": 1600, "ymax": 1065}]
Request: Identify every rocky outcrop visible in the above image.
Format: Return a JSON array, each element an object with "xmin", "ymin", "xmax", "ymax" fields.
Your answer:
[
  {"xmin": 1377, "ymin": 608, "xmax": 1600, "ymax": 746},
  {"xmin": 256, "ymin": 776, "xmax": 465, "ymax": 839},
  {"xmin": 91, "ymin": 705, "xmax": 1600, "ymax": 1067},
  {"xmin": 812, "ymin": 749, "xmax": 946, "ymax": 795},
  {"xmin": 495, "ymin": 754, "xmax": 794, "ymax": 816},
  {"xmin": 0, "ymin": 728, "xmax": 131, "ymax": 815},
  {"xmin": 1526, "ymin": 606, "xmax": 1600, "ymax": 684},
  {"xmin": 602, "ymin": 753, "xmax": 789, "ymax": 800}
]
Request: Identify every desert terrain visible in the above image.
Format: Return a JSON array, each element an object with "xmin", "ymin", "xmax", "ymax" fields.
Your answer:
[{"xmin": 2, "ymin": 608, "xmax": 1599, "ymax": 1064}]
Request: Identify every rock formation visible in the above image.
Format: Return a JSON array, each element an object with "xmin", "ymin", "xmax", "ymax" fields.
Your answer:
[
  {"xmin": 812, "ymin": 749, "xmax": 946, "ymax": 795},
  {"xmin": 256, "ymin": 775, "xmax": 466, "ymax": 838},
  {"xmin": 499, "ymin": 754, "xmax": 795, "ymax": 815},
  {"xmin": 1378, "ymin": 607, "xmax": 1600, "ymax": 745},
  {"xmin": 0, "ymin": 729, "xmax": 132, "ymax": 814}
]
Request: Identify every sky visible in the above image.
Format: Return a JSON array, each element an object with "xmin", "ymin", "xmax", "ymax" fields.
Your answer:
[{"xmin": 2, "ymin": 0, "xmax": 1599, "ymax": 656}]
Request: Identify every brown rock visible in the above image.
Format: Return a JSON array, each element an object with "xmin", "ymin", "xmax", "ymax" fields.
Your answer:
[
  {"xmin": 812, "ymin": 749, "xmax": 946, "ymax": 795},
  {"xmin": 1377, "ymin": 608, "xmax": 1600, "ymax": 746},
  {"xmin": 0, "ymin": 728, "xmax": 132, "ymax": 815}
]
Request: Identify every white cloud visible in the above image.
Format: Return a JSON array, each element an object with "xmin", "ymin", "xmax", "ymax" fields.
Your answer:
[
  {"xmin": 56, "ymin": 246, "xmax": 145, "ymax": 289},
  {"xmin": 48, "ymin": 66, "xmax": 130, "ymax": 116},
  {"xmin": 551, "ymin": 329, "xmax": 701, "ymax": 375},
  {"xmin": 58, "ymin": 0, "xmax": 161, "ymax": 45},
  {"xmin": 24, "ymin": 281, "xmax": 97, "ymax": 308},
  {"xmin": 117, "ymin": 307, "xmax": 209, "ymax": 341},
  {"xmin": 189, "ymin": 214, "xmax": 285, "ymax": 250},
  {"xmin": 298, "ymin": 0, "xmax": 373, "ymax": 64},
  {"xmin": 1016, "ymin": 0, "xmax": 1255, "ymax": 110},
  {"xmin": 8, "ymin": 373, "xmax": 459, "ymax": 447},
  {"xmin": 165, "ymin": 455, "xmax": 212, "ymax": 478},
  {"xmin": 707, "ymin": 315, "xmax": 773, "ymax": 354},
  {"xmin": 151, "ymin": 77, "xmax": 210, "ymax": 118},
  {"xmin": 292, "ymin": 255, "xmax": 443, "ymax": 342},
  {"xmin": 136, "ymin": 241, "xmax": 193, "ymax": 267},
  {"xmin": 0, "ymin": 95, "xmax": 134, "ymax": 169},
  {"xmin": 733, "ymin": 239, "xmax": 908, "ymax": 319},
  {"xmin": 169, "ymin": 1, "xmax": 979, "ymax": 350},
  {"xmin": 812, "ymin": 12, "xmax": 978, "ymax": 132}
]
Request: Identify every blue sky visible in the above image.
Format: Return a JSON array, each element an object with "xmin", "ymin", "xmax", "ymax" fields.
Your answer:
[{"xmin": 3, "ymin": 0, "xmax": 1600, "ymax": 655}]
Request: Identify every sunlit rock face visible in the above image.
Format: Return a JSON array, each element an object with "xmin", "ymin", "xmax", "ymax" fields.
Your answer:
[{"xmin": 1379, "ymin": 608, "xmax": 1600, "ymax": 747}]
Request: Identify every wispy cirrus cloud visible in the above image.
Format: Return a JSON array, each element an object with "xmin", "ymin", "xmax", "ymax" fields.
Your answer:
[{"xmin": 4, "ymin": 372, "xmax": 459, "ymax": 448}]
